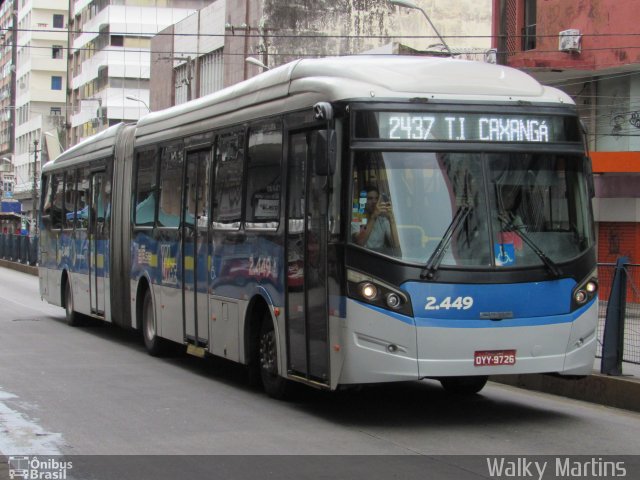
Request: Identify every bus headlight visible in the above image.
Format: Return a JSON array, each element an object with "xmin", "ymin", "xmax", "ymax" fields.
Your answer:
[
  {"xmin": 360, "ymin": 282, "xmax": 378, "ymax": 300},
  {"xmin": 347, "ymin": 269, "xmax": 413, "ymax": 317},
  {"xmin": 571, "ymin": 270, "xmax": 598, "ymax": 310},
  {"xmin": 385, "ymin": 293, "xmax": 401, "ymax": 309}
]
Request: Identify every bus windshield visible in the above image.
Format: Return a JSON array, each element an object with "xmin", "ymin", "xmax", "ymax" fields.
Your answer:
[{"xmin": 350, "ymin": 151, "xmax": 594, "ymax": 269}]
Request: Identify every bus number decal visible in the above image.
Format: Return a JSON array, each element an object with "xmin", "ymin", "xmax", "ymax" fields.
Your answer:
[
  {"xmin": 248, "ymin": 255, "xmax": 278, "ymax": 281},
  {"xmin": 425, "ymin": 296, "xmax": 473, "ymax": 311}
]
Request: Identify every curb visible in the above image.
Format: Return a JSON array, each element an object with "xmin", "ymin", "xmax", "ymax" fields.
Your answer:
[
  {"xmin": 0, "ymin": 258, "xmax": 38, "ymax": 276},
  {"xmin": 492, "ymin": 373, "xmax": 640, "ymax": 412}
]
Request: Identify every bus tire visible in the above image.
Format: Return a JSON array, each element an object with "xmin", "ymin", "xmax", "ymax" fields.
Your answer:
[
  {"xmin": 259, "ymin": 313, "xmax": 291, "ymax": 399},
  {"xmin": 142, "ymin": 289, "xmax": 171, "ymax": 357},
  {"xmin": 439, "ymin": 376, "xmax": 488, "ymax": 395},
  {"xmin": 64, "ymin": 278, "xmax": 83, "ymax": 326}
]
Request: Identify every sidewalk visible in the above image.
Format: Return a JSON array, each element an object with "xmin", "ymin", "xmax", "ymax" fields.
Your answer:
[
  {"xmin": 1, "ymin": 260, "xmax": 638, "ymax": 413},
  {"xmin": 493, "ymin": 360, "xmax": 640, "ymax": 413},
  {"xmin": 0, "ymin": 258, "xmax": 38, "ymax": 275}
]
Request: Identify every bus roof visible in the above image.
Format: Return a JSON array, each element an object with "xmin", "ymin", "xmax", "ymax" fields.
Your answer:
[
  {"xmin": 134, "ymin": 55, "xmax": 574, "ymax": 141},
  {"xmin": 41, "ymin": 122, "xmax": 127, "ymax": 173}
]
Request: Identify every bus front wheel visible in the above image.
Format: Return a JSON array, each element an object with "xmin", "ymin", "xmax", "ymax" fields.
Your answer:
[
  {"xmin": 439, "ymin": 376, "xmax": 488, "ymax": 395},
  {"xmin": 258, "ymin": 314, "xmax": 291, "ymax": 399}
]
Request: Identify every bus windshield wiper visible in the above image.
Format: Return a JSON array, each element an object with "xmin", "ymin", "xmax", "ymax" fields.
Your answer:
[
  {"xmin": 499, "ymin": 213, "xmax": 562, "ymax": 277},
  {"xmin": 421, "ymin": 204, "xmax": 471, "ymax": 279}
]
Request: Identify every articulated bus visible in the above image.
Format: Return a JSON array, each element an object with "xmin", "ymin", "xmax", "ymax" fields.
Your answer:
[{"xmin": 39, "ymin": 56, "xmax": 598, "ymax": 397}]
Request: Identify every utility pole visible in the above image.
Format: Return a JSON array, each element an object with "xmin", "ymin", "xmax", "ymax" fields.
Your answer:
[
  {"xmin": 31, "ymin": 139, "xmax": 39, "ymax": 236},
  {"xmin": 160, "ymin": 56, "xmax": 194, "ymax": 102}
]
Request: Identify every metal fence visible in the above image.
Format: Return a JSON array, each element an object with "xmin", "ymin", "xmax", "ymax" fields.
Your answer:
[
  {"xmin": 0, "ymin": 233, "xmax": 38, "ymax": 266},
  {"xmin": 597, "ymin": 262, "xmax": 640, "ymax": 366}
]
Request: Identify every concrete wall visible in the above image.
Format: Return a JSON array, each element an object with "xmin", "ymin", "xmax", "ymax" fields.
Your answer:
[
  {"xmin": 232, "ymin": 0, "xmax": 491, "ymax": 84},
  {"xmin": 150, "ymin": 25, "xmax": 176, "ymax": 111}
]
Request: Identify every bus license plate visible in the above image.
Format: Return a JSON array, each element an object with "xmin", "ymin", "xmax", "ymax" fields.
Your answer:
[{"xmin": 474, "ymin": 350, "xmax": 516, "ymax": 366}]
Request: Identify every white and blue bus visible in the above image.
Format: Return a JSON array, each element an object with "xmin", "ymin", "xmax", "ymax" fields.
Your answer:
[{"xmin": 39, "ymin": 56, "xmax": 598, "ymax": 397}]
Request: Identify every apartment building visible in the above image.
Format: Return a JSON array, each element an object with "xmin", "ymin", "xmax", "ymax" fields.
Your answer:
[
  {"xmin": 67, "ymin": 0, "xmax": 210, "ymax": 146},
  {"xmin": 10, "ymin": 0, "xmax": 68, "ymax": 221},
  {"xmin": 0, "ymin": 0, "xmax": 16, "ymax": 202}
]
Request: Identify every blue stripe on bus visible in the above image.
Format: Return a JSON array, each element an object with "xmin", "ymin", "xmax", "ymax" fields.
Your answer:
[
  {"xmin": 401, "ymin": 278, "xmax": 577, "ymax": 320},
  {"xmin": 353, "ymin": 298, "xmax": 595, "ymax": 328}
]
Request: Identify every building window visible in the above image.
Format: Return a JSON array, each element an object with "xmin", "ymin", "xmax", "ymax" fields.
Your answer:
[
  {"xmin": 51, "ymin": 76, "xmax": 62, "ymax": 90},
  {"xmin": 52, "ymin": 45, "xmax": 63, "ymax": 59},
  {"xmin": 522, "ymin": 0, "xmax": 536, "ymax": 51},
  {"xmin": 111, "ymin": 35, "xmax": 124, "ymax": 47},
  {"xmin": 199, "ymin": 48, "xmax": 224, "ymax": 97},
  {"xmin": 50, "ymin": 107, "xmax": 62, "ymax": 116},
  {"xmin": 53, "ymin": 14, "xmax": 64, "ymax": 29}
]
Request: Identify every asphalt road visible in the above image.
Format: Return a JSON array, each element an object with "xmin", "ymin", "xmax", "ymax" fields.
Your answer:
[{"xmin": 1, "ymin": 267, "xmax": 639, "ymax": 479}]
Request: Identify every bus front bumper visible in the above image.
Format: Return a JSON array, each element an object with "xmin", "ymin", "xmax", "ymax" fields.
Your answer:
[{"xmin": 336, "ymin": 299, "xmax": 598, "ymax": 385}]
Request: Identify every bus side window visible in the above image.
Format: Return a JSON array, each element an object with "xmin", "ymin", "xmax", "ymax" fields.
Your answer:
[
  {"xmin": 40, "ymin": 175, "xmax": 53, "ymax": 230},
  {"xmin": 245, "ymin": 120, "xmax": 282, "ymax": 229},
  {"xmin": 157, "ymin": 145, "xmax": 183, "ymax": 228},
  {"xmin": 63, "ymin": 170, "xmax": 77, "ymax": 230},
  {"xmin": 50, "ymin": 174, "xmax": 64, "ymax": 230},
  {"xmin": 134, "ymin": 150, "xmax": 158, "ymax": 227},
  {"xmin": 76, "ymin": 167, "xmax": 91, "ymax": 229},
  {"xmin": 212, "ymin": 130, "xmax": 244, "ymax": 229}
]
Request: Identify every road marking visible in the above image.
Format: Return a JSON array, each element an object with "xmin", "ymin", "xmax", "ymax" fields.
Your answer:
[{"xmin": 0, "ymin": 389, "xmax": 64, "ymax": 455}]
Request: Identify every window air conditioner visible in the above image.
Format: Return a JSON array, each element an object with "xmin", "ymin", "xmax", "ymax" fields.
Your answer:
[{"xmin": 559, "ymin": 29, "xmax": 581, "ymax": 53}]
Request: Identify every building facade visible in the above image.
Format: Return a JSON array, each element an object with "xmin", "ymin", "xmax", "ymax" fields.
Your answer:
[
  {"xmin": 492, "ymin": 0, "xmax": 640, "ymax": 264},
  {"xmin": 67, "ymin": 0, "xmax": 209, "ymax": 146},
  {"xmin": 0, "ymin": 0, "xmax": 17, "ymax": 203},
  {"xmin": 9, "ymin": 0, "xmax": 68, "ymax": 224},
  {"xmin": 150, "ymin": 0, "xmax": 493, "ymax": 110}
]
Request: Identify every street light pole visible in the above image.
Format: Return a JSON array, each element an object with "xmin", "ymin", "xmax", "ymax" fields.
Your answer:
[
  {"xmin": 388, "ymin": 0, "xmax": 453, "ymax": 57},
  {"xmin": 245, "ymin": 57, "xmax": 270, "ymax": 71},
  {"xmin": 125, "ymin": 95, "xmax": 150, "ymax": 111}
]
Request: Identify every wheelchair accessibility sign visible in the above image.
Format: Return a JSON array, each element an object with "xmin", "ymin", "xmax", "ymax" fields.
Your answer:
[{"xmin": 495, "ymin": 243, "xmax": 516, "ymax": 266}]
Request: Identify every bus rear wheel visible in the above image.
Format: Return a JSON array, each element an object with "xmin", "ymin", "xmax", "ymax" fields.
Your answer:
[
  {"xmin": 142, "ymin": 289, "xmax": 171, "ymax": 356},
  {"xmin": 439, "ymin": 376, "xmax": 488, "ymax": 395},
  {"xmin": 64, "ymin": 278, "xmax": 82, "ymax": 326},
  {"xmin": 258, "ymin": 314, "xmax": 291, "ymax": 399}
]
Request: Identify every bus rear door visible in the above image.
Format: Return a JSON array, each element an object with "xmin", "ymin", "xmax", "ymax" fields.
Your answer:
[
  {"xmin": 182, "ymin": 149, "xmax": 210, "ymax": 350},
  {"xmin": 89, "ymin": 172, "xmax": 107, "ymax": 315},
  {"xmin": 285, "ymin": 129, "xmax": 330, "ymax": 385}
]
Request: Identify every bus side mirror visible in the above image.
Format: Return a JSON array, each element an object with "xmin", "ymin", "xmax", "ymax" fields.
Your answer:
[{"xmin": 314, "ymin": 130, "xmax": 337, "ymax": 177}]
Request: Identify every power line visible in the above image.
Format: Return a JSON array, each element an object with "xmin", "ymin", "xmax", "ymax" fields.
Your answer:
[
  {"xmin": 7, "ymin": 41, "xmax": 640, "ymax": 59},
  {"xmin": 5, "ymin": 26, "xmax": 640, "ymax": 40}
]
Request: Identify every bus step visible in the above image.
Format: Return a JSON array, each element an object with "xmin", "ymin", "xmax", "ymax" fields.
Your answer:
[{"xmin": 186, "ymin": 344, "xmax": 206, "ymax": 358}]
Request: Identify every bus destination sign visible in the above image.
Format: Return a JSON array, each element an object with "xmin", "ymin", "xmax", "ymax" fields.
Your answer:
[{"xmin": 360, "ymin": 112, "xmax": 579, "ymax": 143}]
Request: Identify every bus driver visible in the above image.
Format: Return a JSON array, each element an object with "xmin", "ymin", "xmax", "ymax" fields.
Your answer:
[{"xmin": 352, "ymin": 186, "xmax": 399, "ymax": 251}]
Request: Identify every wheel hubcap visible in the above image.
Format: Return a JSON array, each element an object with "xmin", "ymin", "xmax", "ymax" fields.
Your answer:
[{"xmin": 259, "ymin": 329, "xmax": 277, "ymax": 376}]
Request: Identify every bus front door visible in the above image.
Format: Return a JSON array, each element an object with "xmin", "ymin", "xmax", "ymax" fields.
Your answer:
[
  {"xmin": 182, "ymin": 149, "xmax": 210, "ymax": 349},
  {"xmin": 89, "ymin": 172, "xmax": 106, "ymax": 315},
  {"xmin": 285, "ymin": 130, "xmax": 330, "ymax": 385}
]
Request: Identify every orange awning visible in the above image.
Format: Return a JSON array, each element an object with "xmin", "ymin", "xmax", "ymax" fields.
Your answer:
[{"xmin": 591, "ymin": 151, "xmax": 640, "ymax": 173}]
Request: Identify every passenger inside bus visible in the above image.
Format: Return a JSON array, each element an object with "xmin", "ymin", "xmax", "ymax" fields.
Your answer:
[
  {"xmin": 158, "ymin": 178, "xmax": 181, "ymax": 227},
  {"xmin": 352, "ymin": 186, "xmax": 399, "ymax": 252}
]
